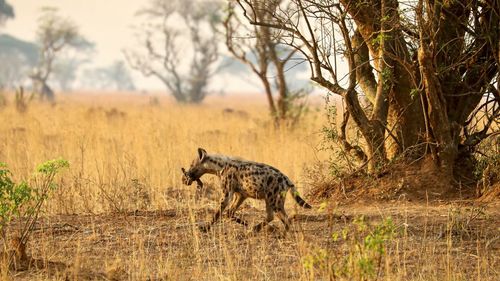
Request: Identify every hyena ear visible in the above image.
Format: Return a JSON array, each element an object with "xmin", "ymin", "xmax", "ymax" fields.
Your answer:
[
  {"xmin": 181, "ymin": 167, "xmax": 186, "ymax": 174},
  {"xmin": 197, "ymin": 148, "xmax": 207, "ymax": 161}
]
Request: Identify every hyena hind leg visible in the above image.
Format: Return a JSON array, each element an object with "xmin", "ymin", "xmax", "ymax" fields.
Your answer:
[
  {"xmin": 275, "ymin": 208, "xmax": 291, "ymax": 232},
  {"xmin": 251, "ymin": 204, "xmax": 274, "ymax": 233}
]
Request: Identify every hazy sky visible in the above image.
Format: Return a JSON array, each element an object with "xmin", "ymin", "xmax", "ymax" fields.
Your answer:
[
  {"xmin": 5, "ymin": 0, "xmax": 138, "ymax": 65},
  {"xmin": 3, "ymin": 0, "xmax": 269, "ymax": 92}
]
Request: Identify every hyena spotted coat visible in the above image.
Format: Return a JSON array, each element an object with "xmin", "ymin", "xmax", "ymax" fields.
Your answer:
[{"xmin": 182, "ymin": 148, "xmax": 311, "ymax": 232}]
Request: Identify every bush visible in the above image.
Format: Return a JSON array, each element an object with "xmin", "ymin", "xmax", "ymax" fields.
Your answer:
[
  {"xmin": 302, "ymin": 217, "xmax": 397, "ymax": 280},
  {"xmin": 0, "ymin": 159, "xmax": 68, "ymax": 267}
]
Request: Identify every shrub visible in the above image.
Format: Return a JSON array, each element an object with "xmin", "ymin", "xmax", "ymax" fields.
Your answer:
[
  {"xmin": 0, "ymin": 159, "xmax": 68, "ymax": 267},
  {"xmin": 303, "ymin": 217, "xmax": 397, "ymax": 280}
]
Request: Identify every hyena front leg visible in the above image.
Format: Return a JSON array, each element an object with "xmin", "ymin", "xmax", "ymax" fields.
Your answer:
[
  {"xmin": 226, "ymin": 193, "xmax": 248, "ymax": 226},
  {"xmin": 199, "ymin": 191, "xmax": 233, "ymax": 232}
]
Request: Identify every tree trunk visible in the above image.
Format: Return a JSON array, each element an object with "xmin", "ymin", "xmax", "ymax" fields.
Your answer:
[
  {"xmin": 418, "ymin": 44, "xmax": 458, "ymax": 176},
  {"xmin": 267, "ymin": 46, "xmax": 288, "ymax": 121},
  {"xmin": 345, "ymin": 0, "xmax": 426, "ymax": 159}
]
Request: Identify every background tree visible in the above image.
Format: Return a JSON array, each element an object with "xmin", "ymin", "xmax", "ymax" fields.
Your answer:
[
  {"xmin": 33, "ymin": 7, "xmax": 91, "ymax": 101},
  {"xmin": 236, "ymin": 0, "xmax": 499, "ymax": 181},
  {"xmin": 0, "ymin": 0, "xmax": 15, "ymax": 92},
  {"xmin": 51, "ymin": 49, "xmax": 93, "ymax": 92},
  {"xmin": 82, "ymin": 60, "xmax": 136, "ymax": 91},
  {"xmin": 224, "ymin": 1, "xmax": 307, "ymax": 126},
  {"xmin": 0, "ymin": 34, "xmax": 38, "ymax": 89},
  {"xmin": 51, "ymin": 58, "xmax": 80, "ymax": 91},
  {"xmin": 0, "ymin": 0, "xmax": 13, "ymax": 25},
  {"xmin": 125, "ymin": 0, "xmax": 221, "ymax": 103}
]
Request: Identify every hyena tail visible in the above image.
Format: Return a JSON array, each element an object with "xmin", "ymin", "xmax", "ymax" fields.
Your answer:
[{"xmin": 290, "ymin": 185, "xmax": 312, "ymax": 209}]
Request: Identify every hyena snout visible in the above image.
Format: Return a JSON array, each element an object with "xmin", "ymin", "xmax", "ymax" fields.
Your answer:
[
  {"xmin": 181, "ymin": 167, "xmax": 204, "ymax": 189},
  {"xmin": 181, "ymin": 167, "xmax": 194, "ymax": 185}
]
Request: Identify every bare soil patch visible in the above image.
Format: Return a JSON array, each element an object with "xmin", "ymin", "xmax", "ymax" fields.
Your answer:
[{"xmin": 307, "ymin": 157, "xmax": 496, "ymax": 205}]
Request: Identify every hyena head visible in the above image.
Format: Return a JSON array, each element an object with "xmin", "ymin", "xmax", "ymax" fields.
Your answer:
[{"xmin": 181, "ymin": 148, "xmax": 220, "ymax": 186}]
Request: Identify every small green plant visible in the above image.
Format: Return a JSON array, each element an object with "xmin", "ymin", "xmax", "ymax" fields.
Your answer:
[
  {"xmin": 320, "ymin": 95, "xmax": 362, "ymax": 177},
  {"xmin": 302, "ymin": 217, "xmax": 397, "ymax": 280},
  {"xmin": 0, "ymin": 164, "xmax": 32, "ymax": 237},
  {"xmin": 0, "ymin": 159, "xmax": 68, "ymax": 266}
]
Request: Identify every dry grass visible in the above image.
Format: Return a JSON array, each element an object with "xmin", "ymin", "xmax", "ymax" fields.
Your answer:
[
  {"xmin": 0, "ymin": 93, "xmax": 325, "ymax": 214},
  {"xmin": 0, "ymin": 93, "xmax": 498, "ymax": 280}
]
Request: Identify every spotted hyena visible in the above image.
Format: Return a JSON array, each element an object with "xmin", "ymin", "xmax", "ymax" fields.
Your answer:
[{"xmin": 182, "ymin": 148, "xmax": 312, "ymax": 232}]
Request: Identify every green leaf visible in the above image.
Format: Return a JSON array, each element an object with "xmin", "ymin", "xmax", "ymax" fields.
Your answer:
[{"xmin": 36, "ymin": 158, "xmax": 69, "ymax": 174}]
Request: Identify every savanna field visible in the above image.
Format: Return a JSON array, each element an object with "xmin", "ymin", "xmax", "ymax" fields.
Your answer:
[{"xmin": 0, "ymin": 93, "xmax": 498, "ymax": 280}]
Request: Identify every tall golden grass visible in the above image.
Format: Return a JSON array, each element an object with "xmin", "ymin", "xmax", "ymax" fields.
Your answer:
[{"xmin": 0, "ymin": 93, "xmax": 327, "ymax": 214}]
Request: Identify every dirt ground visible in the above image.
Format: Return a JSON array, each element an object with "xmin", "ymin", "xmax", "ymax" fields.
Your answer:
[{"xmin": 7, "ymin": 198, "xmax": 500, "ymax": 281}]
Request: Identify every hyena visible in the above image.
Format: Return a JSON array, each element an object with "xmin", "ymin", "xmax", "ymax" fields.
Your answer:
[{"xmin": 182, "ymin": 148, "xmax": 312, "ymax": 232}]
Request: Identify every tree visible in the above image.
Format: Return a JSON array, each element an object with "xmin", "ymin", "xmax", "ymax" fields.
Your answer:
[
  {"xmin": 236, "ymin": 0, "xmax": 499, "ymax": 181},
  {"xmin": 0, "ymin": 34, "xmax": 38, "ymax": 89},
  {"xmin": 0, "ymin": 1, "xmax": 17, "ymax": 89},
  {"xmin": 51, "ymin": 59, "xmax": 80, "ymax": 91},
  {"xmin": 32, "ymin": 7, "xmax": 90, "ymax": 101},
  {"xmin": 125, "ymin": 0, "xmax": 221, "ymax": 103},
  {"xmin": 224, "ymin": 1, "xmax": 307, "ymax": 125},
  {"xmin": 82, "ymin": 60, "xmax": 136, "ymax": 91},
  {"xmin": 51, "ymin": 52, "xmax": 93, "ymax": 92},
  {"xmin": 0, "ymin": 53, "xmax": 28, "ymax": 89},
  {"xmin": 0, "ymin": 0, "xmax": 14, "ymax": 25}
]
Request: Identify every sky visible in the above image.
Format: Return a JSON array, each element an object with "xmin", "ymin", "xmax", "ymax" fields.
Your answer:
[
  {"xmin": 2, "ymin": 0, "xmax": 278, "ymax": 92},
  {"xmin": 5, "ymin": 0, "xmax": 138, "ymax": 65}
]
